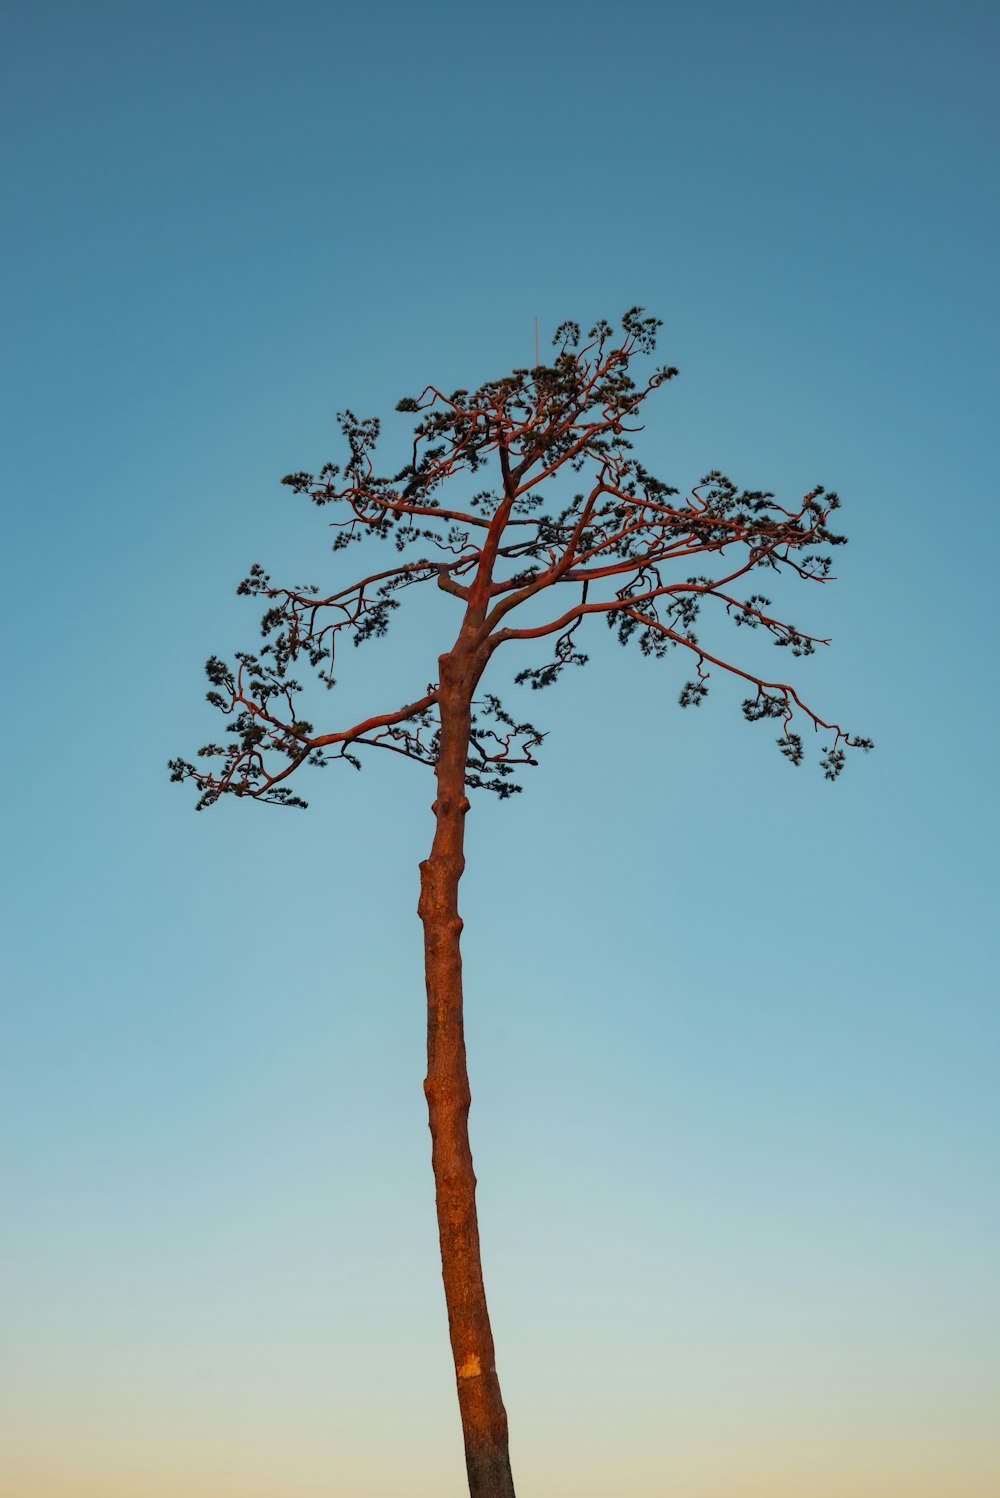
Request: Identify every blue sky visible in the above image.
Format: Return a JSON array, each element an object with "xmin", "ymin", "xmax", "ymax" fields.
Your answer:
[{"xmin": 3, "ymin": 3, "xmax": 998, "ymax": 1495}]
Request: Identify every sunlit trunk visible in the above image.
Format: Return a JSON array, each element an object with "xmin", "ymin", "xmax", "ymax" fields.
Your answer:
[{"xmin": 417, "ymin": 650, "xmax": 516, "ymax": 1498}]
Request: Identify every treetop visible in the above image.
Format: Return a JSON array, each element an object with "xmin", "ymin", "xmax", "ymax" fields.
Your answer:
[{"xmin": 170, "ymin": 310, "xmax": 872, "ymax": 809}]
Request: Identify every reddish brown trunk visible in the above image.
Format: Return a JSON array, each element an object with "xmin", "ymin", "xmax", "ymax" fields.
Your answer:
[{"xmin": 418, "ymin": 651, "xmax": 516, "ymax": 1498}]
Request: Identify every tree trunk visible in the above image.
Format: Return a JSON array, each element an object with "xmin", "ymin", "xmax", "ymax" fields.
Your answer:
[{"xmin": 417, "ymin": 651, "xmax": 516, "ymax": 1498}]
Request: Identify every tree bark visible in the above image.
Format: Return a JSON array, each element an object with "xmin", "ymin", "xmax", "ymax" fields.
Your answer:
[{"xmin": 418, "ymin": 649, "xmax": 516, "ymax": 1498}]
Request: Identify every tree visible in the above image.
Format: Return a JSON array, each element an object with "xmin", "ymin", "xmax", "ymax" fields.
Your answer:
[{"xmin": 170, "ymin": 311, "xmax": 872, "ymax": 1498}]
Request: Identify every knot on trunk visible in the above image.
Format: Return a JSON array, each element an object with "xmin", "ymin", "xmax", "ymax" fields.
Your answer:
[
  {"xmin": 432, "ymin": 794, "xmax": 471, "ymax": 817},
  {"xmin": 423, "ymin": 1077, "xmax": 473, "ymax": 1112}
]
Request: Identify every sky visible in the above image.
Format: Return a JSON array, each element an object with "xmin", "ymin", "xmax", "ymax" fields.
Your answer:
[{"xmin": 2, "ymin": 2, "xmax": 998, "ymax": 1495}]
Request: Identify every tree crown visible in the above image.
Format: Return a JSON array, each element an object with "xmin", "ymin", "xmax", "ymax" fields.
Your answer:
[{"xmin": 170, "ymin": 311, "xmax": 872, "ymax": 809}]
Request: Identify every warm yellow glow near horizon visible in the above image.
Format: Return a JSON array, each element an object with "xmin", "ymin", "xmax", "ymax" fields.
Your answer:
[
  {"xmin": 6, "ymin": 1445, "xmax": 1000, "ymax": 1498},
  {"xmin": 5, "ymin": 1387, "xmax": 1000, "ymax": 1498}
]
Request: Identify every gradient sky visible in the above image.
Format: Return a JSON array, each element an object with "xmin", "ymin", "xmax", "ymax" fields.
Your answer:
[{"xmin": 3, "ymin": 3, "xmax": 998, "ymax": 1496}]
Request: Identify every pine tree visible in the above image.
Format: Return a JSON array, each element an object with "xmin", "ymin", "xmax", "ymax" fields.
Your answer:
[{"xmin": 171, "ymin": 311, "xmax": 871, "ymax": 1497}]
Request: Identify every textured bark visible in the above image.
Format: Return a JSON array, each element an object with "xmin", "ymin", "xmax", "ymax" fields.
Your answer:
[{"xmin": 418, "ymin": 650, "xmax": 516, "ymax": 1498}]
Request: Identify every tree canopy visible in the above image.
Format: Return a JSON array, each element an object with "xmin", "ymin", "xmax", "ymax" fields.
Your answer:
[{"xmin": 170, "ymin": 310, "xmax": 871, "ymax": 810}]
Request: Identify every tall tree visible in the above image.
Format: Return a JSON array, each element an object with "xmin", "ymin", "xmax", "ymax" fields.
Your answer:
[{"xmin": 171, "ymin": 311, "xmax": 871, "ymax": 1498}]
